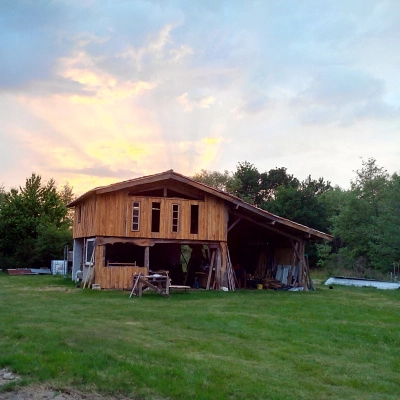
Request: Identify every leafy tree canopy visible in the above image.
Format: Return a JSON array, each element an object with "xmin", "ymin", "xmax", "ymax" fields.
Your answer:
[
  {"xmin": 319, "ymin": 159, "xmax": 400, "ymax": 274},
  {"xmin": 192, "ymin": 169, "xmax": 240, "ymax": 193},
  {"xmin": 0, "ymin": 173, "xmax": 73, "ymax": 269},
  {"xmin": 232, "ymin": 161, "xmax": 262, "ymax": 205}
]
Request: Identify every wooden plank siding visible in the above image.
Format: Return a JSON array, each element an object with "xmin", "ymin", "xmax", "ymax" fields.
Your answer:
[
  {"xmin": 95, "ymin": 265, "xmax": 148, "ymax": 290},
  {"xmin": 86, "ymin": 244, "xmax": 146, "ymax": 290},
  {"xmin": 72, "ymin": 197, "xmax": 97, "ymax": 238},
  {"xmin": 73, "ymin": 191, "xmax": 228, "ymax": 242}
]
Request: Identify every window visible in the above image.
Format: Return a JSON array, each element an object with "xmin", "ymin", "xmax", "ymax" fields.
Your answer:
[
  {"xmin": 85, "ymin": 238, "xmax": 95, "ymax": 265},
  {"xmin": 132, "ymin": 202, "xmax": 141, "ymax": 231},
  {"xmin": 172, "ymin": 204, "xmax": 180, "ymax": 233},
  {"xmin": 78, "ymin": 206, "xmax": 82, "ymax": 223},
  {"xmin": 151, "ymin": 202, "xmax": 161, "ymax": 233},
  {"xmin": 190, "ymin": 204, "xmax": 199, "ymax": 234}
]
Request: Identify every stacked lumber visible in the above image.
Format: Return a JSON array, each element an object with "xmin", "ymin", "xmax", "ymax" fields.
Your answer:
[{"xmin": 261, "ymin": 277, "xmax": 284, "ymax": 289}]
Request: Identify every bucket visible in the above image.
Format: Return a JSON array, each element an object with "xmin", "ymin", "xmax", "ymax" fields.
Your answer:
[{"xmin": 257, "ymin": 283, "xmax": 263, "ymax": 290}]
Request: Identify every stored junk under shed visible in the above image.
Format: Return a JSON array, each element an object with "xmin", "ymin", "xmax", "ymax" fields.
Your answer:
[{"xmin": 67, "ymin": 170, "xmax": 332, "ymax": 292}]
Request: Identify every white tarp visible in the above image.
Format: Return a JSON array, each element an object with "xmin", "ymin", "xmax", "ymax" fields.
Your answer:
[{"xmin": 325, "ymin": 276, "xmax": 400, "ymax": 290}]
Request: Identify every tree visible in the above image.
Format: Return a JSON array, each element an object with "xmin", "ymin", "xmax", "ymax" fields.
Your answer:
[
  {"xmin": 58, "ymin": 182, "xmax": 75, "ymax": 227},
  {"xmin": 264, "ymin": 175, "xmax": 332, "ymax": 231},
  {"xmin": 259, "ymin": 167, "xmax": 299, "ymax": 202},
  {"xmin": 232, "ymin": 161, "xmax": 262, "ymax": 205},
  {"xmin": 351, "ymin": 157, "xmax": 389, "ymax": 217},
  {"xmin": 192, "ymin": 170, "xmax": 240, "ymax": 193},
  {"xmin": 0, "ymin": 173, "xmax": 73, "ymax": 269},
  {"xmin": 319, "ymin": 158, "xmax": 400, "ymax": 274},
  {"xmin": 0, "ymin": 184, "xmax": 5, "ymax": 206},
  {"xmin": 369, "ymin": 173, "xmax": 400, "ymax": 270}
]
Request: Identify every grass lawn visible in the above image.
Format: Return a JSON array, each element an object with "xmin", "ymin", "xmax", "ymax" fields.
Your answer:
[{"xmin": 0, "ymin": 273, "xmax": 399, "ymax": 400}]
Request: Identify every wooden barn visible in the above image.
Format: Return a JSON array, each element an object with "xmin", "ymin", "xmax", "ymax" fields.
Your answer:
[{"xmin": 67, "ymin": 170, "xmax": 332, "ymax": 291}]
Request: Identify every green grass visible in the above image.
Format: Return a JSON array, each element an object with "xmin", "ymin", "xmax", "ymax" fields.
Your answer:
[{"xmin": 0, "ymin": 274, "xmax": 399, "ymax": 399}]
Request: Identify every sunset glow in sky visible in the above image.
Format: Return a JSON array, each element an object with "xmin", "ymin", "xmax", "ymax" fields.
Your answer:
[{"xmin": 1, "ymin": 1, "xmax": 399, "ymax": 195}]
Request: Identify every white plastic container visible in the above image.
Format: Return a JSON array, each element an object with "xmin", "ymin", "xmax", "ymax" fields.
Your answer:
[{"xmin": 51, "ymin": 260, "xmax": 68, "ymax": 275}]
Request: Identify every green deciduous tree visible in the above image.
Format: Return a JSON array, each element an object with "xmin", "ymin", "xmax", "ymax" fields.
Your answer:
[
  {"xmin": 259, "ymin": 167, "xmax": 299, "ymax": 202},
  {"xmin": 58, "ymin": 181, "xmax": 76, "ymax": 226},
  {"xmin": 318, "ymin": 158, "xmax": 400, "ymax": 274},
  {"xmin": 233, "ymin": 161, "xmax": 262, "ymax": 205},
  {"xmin": 264, "ymin": 175, "xmax": 332, "ymax": 231},
  {"xmin": 0, "ymin": 173, "xmax": 73, "ymax": 269},
  {"xmin": 192, "ymin": 169, "xmax": 240, "ymax": 193}
]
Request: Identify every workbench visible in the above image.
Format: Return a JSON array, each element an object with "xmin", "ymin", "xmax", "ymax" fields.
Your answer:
[{"xmin": 130, "ymin": 273, "xmax": 171, "ymax": 297}]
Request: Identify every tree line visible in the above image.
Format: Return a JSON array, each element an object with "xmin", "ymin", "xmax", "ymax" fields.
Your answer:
[
  {"xmin": 193, "ymin": 158, "xmax": 400, "ymax": 277},
  {"xmin": 0, "ymin": 174, "xmax": 74, "ymax": 270},
  {"xmin": 1, "ymin": 159, "xmax": 398, "ymax": 277}
]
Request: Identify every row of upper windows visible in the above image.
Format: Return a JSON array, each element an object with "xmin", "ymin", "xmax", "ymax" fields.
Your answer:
[
  {"xmin": 132, "ymin": 201, "xmax": 199, "ymax": 234},
  {"xmin": 77, "ymin": 201, "xmax": 200, "ymax": 234}
]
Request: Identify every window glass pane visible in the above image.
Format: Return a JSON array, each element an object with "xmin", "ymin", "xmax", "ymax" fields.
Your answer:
[
  {"xmin": 85, "ymin": 239, "xmax": 95, "ymax": 264},
  {"xmin": 190, "ymin": 204, "xmax": 199, "ymax": 234},
  {"xmin": 172, "ymin": 204, "xmax": 179, "ymax": 233},
  {"xmin": 132, "ymin": 202, "xmax": 140, "ymax": 231},
  {"xmin": 151, "ymin": 202, "xmax": 161, "ymax": 232}
]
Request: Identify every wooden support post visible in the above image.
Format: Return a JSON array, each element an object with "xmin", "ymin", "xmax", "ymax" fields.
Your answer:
[
  {"xmin": 166, "ymin": 274, "xmax": 170, "ymax": 295},
  {"xmin": 226, "ymin": 247, "xmax": 236, "ymax": 291},
  {"xmin": 82, "ymin": 239, "xmax": 96, "ymax": 289},
  {"xmin": 144, "ymin": 246, "xmax": 150, "ymax": 269},
  {"xmin": 129, "ymin": 273, "xmax": 141, "ymax": 298},
  {"xmin": 220, "ymin": 242, "xmax": 228, "ymax": 288},
  {"xmin": 206, "ymin": 250, "xmax": 215, "ymax": 290},
  {"xmin": 215, "ymin": 247, "xmax": 222, "ymax": 289},
  {"xmin": 298, "ymin": 240, "xmax": 308, "ymax": 290},
  {"xmin": 138, "ymin": 280, "xmax": 143, "ymax": 297},
  {"xmin": 304, "ymin": 254, "xmax": 315, "ymax": 291}
]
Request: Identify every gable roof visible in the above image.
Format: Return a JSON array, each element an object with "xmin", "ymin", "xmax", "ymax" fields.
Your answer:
[{"xmin": 68, "ymin": 170, "xmax": 333, "ymax": 241}]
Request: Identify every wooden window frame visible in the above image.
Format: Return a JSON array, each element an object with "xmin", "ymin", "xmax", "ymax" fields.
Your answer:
[
  {"xmin": 151, "ymin": 202, "xmax": 161, "ymax": 233},
  {"xmin": 190, "ymin": 204, "xmax": 199, "ymax": 234},
  {"xmin": 85, "ymin": 238, "xmax": 95, "ymax": 265},
  {"xmin": 132, "ymin": 201, "xmax": 141, "ymax": 232},
  {"xmin": 172, "ymin": 203, "xmax": 180, "ymax": 233}
]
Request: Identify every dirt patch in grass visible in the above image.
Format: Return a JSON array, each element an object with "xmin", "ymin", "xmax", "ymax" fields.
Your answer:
[
  {"xmin": 0, "ymin": 385, "xmax": 109, "ymax": 400},
  {"xmin": 0, "ymin": 369, "xmax": 125, "ymax": 400},
  {"xmin": 18, "ymin": 286, "xmax": 78, "ymax": 292}
]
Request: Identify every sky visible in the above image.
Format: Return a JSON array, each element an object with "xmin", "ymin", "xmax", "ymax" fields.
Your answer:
[{"xmin": 1, "ymin": 0, "xmax": 399, "ymax": 195}]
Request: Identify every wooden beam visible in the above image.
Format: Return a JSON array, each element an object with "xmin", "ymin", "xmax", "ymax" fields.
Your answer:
[
  {"xmin": 230, "ymin": 210, "xmax": 304, "ymax": 242},
  {"xmin": 144, "ymin": 247, "xmax": 149, "ymax": 269},
  {"xmin": 128, "ymin": 185, "xmax": 204, "ymax": 200},
  {"xmin": 215, "ymin": 247, "xmax": 222, "ymax": 289},
  {"xmin": 228, "ymin": 217, "xmax": 241, "ymax": 232},
  {"xmin": 290, "ymin": 238, "xmax": 302, "ymax": 261},
  {"xmin": 96, "ymin": 237, "xmax": 155, "ymax": 247},
  {"xmin": 206, "ymin": 250, "xmax": 215, "ymax": 290},
  {"xmin": 96, "ymin": 236, "xmax": 223, "ymax": 247}
]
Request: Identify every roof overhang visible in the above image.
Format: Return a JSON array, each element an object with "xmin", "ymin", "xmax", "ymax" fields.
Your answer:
[{"xmin": 68, "ymin": 170, "xmax": 333, "ymax": 242}]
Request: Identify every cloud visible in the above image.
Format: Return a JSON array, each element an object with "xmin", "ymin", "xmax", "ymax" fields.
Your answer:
[
  {"xmin": 53, "ymin": 164, "xmax": 139, "ymax": 180},
  {"xmin": 169, "ymin": 45, "xmax": 194, "ymax": 62},
  {"xmin": 292, "ymin": 66, "xmax": 398, "ymax": 126},
  {"xmin": 1, "ymin": 0, "xmax": 400, "ymax": 196},
  {"xmin": 231, "ymin": 93, "xmax": 270, "ymax": 118},
  {"xmin": 0, "ymin": 1, "xmax": 73, "ymax": 89},
  {"xmin": 300, "ymin": 67, "xmax": 385, "ymax": 106},
  {"xmin": 177, "ymin": 92, "xmax": 215, "ymax": 112}
]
